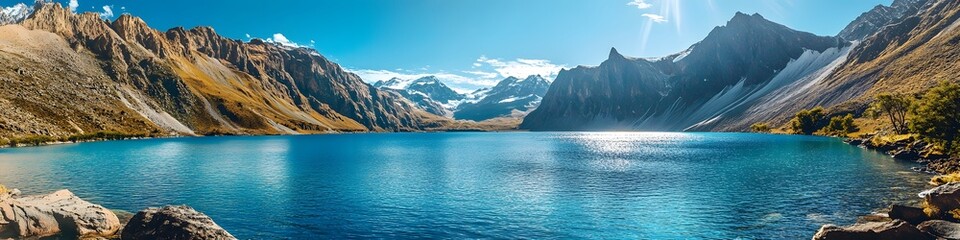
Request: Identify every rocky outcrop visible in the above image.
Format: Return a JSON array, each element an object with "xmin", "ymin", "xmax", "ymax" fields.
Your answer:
[
  {"xmin": 121, "ymin": 205, "xmax": 236, "ymax": 240},
  {"xmin": 846, "ymin": 135, "xmax": 954, "ymax": 174},
  {"xmin": 0, "ymin": 188, "xmax": 121, "ymax": 239},
  {"xmin": 838, "ymin": 0, "xmax": 930, "ymax": 41},
  {"xmin": 922, "ymin": 182, "xmax": 960, "ymax": 220},
  {"xmin": 918, "ymin": 220, "xmax": 960, "ymax": 239},
  {"xmin": 813, "ymin": 182, "xmax": 960, "ymax": 239},
  {"xmin": 812, "ymin": 220, "xmax": 931, "ymax": 240},
  {"xmin": 889, "ymin": 205, "xmax": 929, "ymax": 225}
]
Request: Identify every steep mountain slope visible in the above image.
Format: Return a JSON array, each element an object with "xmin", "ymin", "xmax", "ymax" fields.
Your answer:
[
  {"xmin": 521, "ymin": 13, "xmax": 845, "ymax": 131},
  {"xmin": 0, "ymin": 2, "xmax": 440, "ymax": 139},
  {"xmin": 838, "ymin": 0, "xmax": 930, "ymax": 41},
  {"xmin": 744, "ymin": 0, "xmax": 960, "ymax": 129},
  {"xmin": 456, "ymin": 75, "xmax": 550, "ymax": 121}
]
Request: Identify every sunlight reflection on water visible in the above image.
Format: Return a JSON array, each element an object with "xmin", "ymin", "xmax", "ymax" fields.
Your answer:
[{"xmin": 0, "ymin": 133, "xmax": 933, "ymax": 239}]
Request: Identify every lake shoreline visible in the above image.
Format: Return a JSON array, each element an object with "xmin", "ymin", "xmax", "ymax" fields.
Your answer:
[{"xmin": 0, "ymin": 129, "xmax": 534, "ymax": 149}]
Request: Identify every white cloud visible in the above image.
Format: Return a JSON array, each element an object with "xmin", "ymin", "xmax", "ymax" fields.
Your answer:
[
  {"xmin": 68, "ymin": 0, "xmax": 79, "ymax": 12},
  {"xmin": 99, "ymin": 5, "xmax": 113, "ymax": 19},
  {"xmin": 261, "ymin": 33, "xmax": 309, "ymax": 48},
  {"xmin": 462, "ymin": 70, "xmax": 499, "ymax": 79},
  {"xmin": 475, "ymin": 56, "xmax": 565, "ymax": 79},
  {"xmin": 642, "ymin": 13, "xmax": 666, "ymax": 23},
  {"xmin": 627, "ymin": 0, "xmax": 652, "ymax": 9}
]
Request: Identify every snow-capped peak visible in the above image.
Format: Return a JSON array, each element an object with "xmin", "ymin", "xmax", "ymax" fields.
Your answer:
[{"xmin": 0, "ymin": 2, "xmax": 34, "ymax": 25}]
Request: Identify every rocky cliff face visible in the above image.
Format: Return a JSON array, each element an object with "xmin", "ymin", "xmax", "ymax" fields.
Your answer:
[
  {"xmin": 521, "ymin": 13, "xmax": 845, "ymax": 131},
  {"xmin": 838, "ymin": 0, "xmax": 930, "ymax": 41},
  {"xmin": 0, "ymin": 2, "xmax": 439, "ymax": 138}
]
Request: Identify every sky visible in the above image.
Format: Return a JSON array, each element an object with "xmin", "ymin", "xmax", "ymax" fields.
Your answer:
[{"xmin": 5, "ymin": 0, "xmax": 892, "ymax": 92}]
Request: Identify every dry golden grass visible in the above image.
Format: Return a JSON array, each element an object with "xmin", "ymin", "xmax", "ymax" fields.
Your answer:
[
  {"xmin": 931, "ymin": 173, "xmax": 960, "ymax": 186},
  {"xmin": 169, "ymin": 55, "xmax": 367, "ymax": 134}
]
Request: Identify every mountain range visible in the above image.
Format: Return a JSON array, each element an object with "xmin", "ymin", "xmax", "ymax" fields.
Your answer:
[
  {"xmin": 0, "ymin": 0, "xmax": 958, "ymax": 138},
  {"xmin": 372, "ymin": 75, "xmax": 550, "ymax": 121},
  {"xmin": 0, "ymin": 2, "xmax": 450, "ymax": 138},
  {"xmin": 522, "ymin": 0, "xmax": 953, "ymax": 132}
]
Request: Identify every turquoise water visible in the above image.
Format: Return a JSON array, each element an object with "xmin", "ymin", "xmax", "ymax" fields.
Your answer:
[{"xmin": 0, "ymin": 132, "xmax": 931, "ymax": 239}]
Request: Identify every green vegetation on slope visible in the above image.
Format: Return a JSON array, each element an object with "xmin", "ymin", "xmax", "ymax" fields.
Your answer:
[{"xmin": 910, "ymin": 81, "xmax": 960, "ymax": 155}]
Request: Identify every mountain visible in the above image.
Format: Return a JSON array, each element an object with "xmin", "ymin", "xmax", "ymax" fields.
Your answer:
[
  {"xmin": 0, "ymin": 2, "xmax": 442, "ymax": 139},
  {"xmin": 455, "ymin": 75, "xmax": 550, "ymax": 121},
  {"xmin": 838, "ymin": 0, "xmax": 930, "ymax": 41},
  {"xmin": 372, "ymin": 76, "xmax": 464, "ymax": 117},
  {"xmin": 0, "ymin": 2, "xmax": 32, "ymax": 25},
  {"xmin": 711, "ymin": 0, "xmax": 960, "ymax": 131},
  {"xmin": 521, "ymin": 13, "xmax": 846, "ymax": 131},
  {"xmin": 403, "ymin": 76, "xmax": 464, "ymax": 103}
]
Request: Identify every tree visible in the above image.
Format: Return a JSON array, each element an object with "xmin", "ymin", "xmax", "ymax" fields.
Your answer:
[
  {"xmin": 823, "ymin": 114, "xmax": 858, "ymax": 136},
  {"xmin": 750, "ymin": 122, "xmax": 771, "ymax": 133},
  {"xmin": 869, "ymin": 93, "xmax": 912, "ymax": 134},
  {"xmin": 790, "ymin": 107, "xmax": 825, "ymax": 135},
  {"xmin": 910, "ymin": 81, "xmax": 960, "ymax": 154}
]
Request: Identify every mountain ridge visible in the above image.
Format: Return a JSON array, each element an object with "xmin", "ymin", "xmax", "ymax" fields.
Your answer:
[
  {"xmin": 521, "ymin": 12, "xmax": 845, "ymax": 131},
  {"xmin": 0, "ymin": 2, "xmax": 446, "ymax": 139}
]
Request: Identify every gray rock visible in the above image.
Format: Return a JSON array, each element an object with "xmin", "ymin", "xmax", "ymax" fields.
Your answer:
[
  {"xmin": 0, "ymin": 189, "xmax": 121, "ymax": 239},
  {"xmin": 121, "ymin": 205, "xmax": 236, "ymax": 240},
  {"xmin": 918, "ymin": 220, "xmax": 960, "ymax": 240},
  {"xmin": 922, "ymin": 182, "xmax": 960, "ymax": 220},
  {"xmin": 889, "ymin": 205, "xmax": 929, "ymax": 225},
  {"xmin": 812, "ymin": 220, "xmax": 931, "ymax": 240}
]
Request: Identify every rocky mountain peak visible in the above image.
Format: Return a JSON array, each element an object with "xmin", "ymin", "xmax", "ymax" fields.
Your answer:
[
  {"xmin": 838, "ymin": 0, "xmax": 929, "ymax": 40},
  {"xmin": 0, "ymin": 2, "xmax": 34, "ymax": 25},
  {"xmin": 723, "ymin": 12, "xmax": 778, "ymax": 31},
  {"xmin": 524, "ymin": 75, "xmax": 547, "ymax": 82},
  {"xmin": 412, "ymin": 76, "xmax": 441, "ymax": 84},
  {"xmin": 608, "ymin": 47, "xmax": 625, "ymax": 60}
]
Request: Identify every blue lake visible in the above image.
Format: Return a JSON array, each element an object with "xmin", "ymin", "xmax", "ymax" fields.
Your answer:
[{"xmin": 0, "ymin": 132, "xmax": 931, "ymax": 239}]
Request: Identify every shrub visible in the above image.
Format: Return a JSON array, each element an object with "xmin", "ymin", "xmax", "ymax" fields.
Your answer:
[
  {"xmin": 750, "ymin": 122, "xmax": 771, "ymax": 133},
  {"xmin": 910, "ymin": 81, "xmax": 960, "ymax": 155},
  {"xmin": 822, "ymin": 114, "xmax": 859, "ymax": 136},
  {"xmin": 790, "ymin": 107, "xmax": 826, "ymax": 135}
]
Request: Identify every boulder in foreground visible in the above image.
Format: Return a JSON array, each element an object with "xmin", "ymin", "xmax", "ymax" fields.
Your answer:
[
  {"xmin": 917, "ymin": 220, "xmax": 960, "ymax": 240},
  {"xmin": 922, "ymin": 182, "xmax": 960, "ymax": 220},
  {"xmin": 0, "ymin": 189, "xmax": 121, "ymax": 238},
  {"xmin": 811, "ymin": 219, "xmax": 931, "ymax": 240},
  {"xmin": 121, "ymin": 205, "xmax": 236, "ymax": 240},
  {"xmin": 889, "ymin": 205, "xmax": 929, "ymax": 225}
]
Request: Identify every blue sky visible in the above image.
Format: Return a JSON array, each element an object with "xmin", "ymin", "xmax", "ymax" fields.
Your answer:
[{"xmin": 9, "ymin": 0, "xmax": 891, "ymax": 92}]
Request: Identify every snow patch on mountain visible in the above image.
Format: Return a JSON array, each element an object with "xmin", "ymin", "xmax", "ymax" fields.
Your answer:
[{"xmin": 0, "ymin": 2, "xmax": 33, "ymax": 25}]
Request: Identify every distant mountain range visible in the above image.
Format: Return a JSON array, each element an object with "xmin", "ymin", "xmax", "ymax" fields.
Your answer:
[
  {"xmin": 521, "ymin": 0, "xmax": 951, "ymax": 132},
  {"xmin": 372, "ymin": 75, "xmax": 550, "ymax": 121}
]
